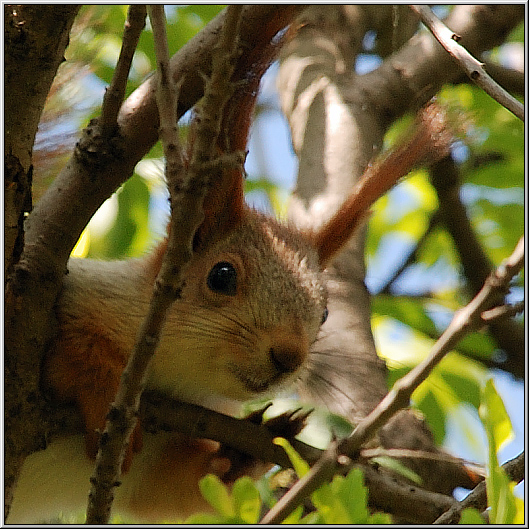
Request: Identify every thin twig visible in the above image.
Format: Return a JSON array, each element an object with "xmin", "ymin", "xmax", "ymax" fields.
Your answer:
[
  {"xmin": 360, "ymin": 447, "xmax": 486, "ymax": 474},
  {"xmin": 411, "ymin": 5, "xmax": 524, "ymax": 121},
  {"xmin": 260, "ymin": 235, "xmax": 524, "ymax": 524},
  {"xmin": 99, "ymin": 5, "xmax": 147, "ymax": 137},
  {"xmin": 481, "ymin": 301, "xmax": 525, "ymax": 323},
  {"xmin": 86, "ymin": 5, "xmax": 181, "ymax": 523},
  {"xmin": 434, "ymin": 452, "xmax": 525, "ymax": 524},
  {"xmin": 85, "ymin": 5, "xmax": 244, "ymax": 523}
]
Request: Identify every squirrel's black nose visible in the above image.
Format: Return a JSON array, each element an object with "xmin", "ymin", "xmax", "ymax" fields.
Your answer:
[{"xmin": 269, "ymin": 342, "xmax": 307, "ymax": 374}]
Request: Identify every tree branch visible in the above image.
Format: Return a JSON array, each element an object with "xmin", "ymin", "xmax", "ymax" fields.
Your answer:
[
  {"xmin": 481, "ymin": 301, "xmax": 525, "ymax": 323},
  {"xmin": 354, "ymin": 4, "xmax": 524, "ymax": 127},
  {"xmin": 24, "ymin": 6, "xmax": 301, "ymax": 277},
  {"xmin": 410, "ymin": 5, "xmax": 524, "ymax": 121},
  {"xmin": 99, "ymin": 5, "xmax": 147, "ymax": 138},
  {"xmin": 260, "ymin": 235, "xmax": 524, "ymax": 524},
  {"xmin": 43, "ymin": 391, "xmax": 464, "ymax": 524},
  {"xmin": 4, "ymin": 7, "xmax": 299, "ymax": 518},
  {"xmin": 85, "ymin": 5, "xmax": 245, "ymax": 523},
  {"xmin": 434, "ymin": 452, "xmax": 525, "ymax": 524},
  {"xmin": 431, "ymin": 156, "xmax": 525, "ymax": 378},
  {"xmin": 3, "ymin": 5, "xmax": 81, "ymax": 520},
  {"xmin": 278, "ymin": 4, "xmax": 520, "ymax": 504}
]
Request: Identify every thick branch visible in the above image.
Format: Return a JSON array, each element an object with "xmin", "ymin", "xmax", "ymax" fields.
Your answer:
[
  {"xmin": 25, "ymin": 6, "xmax": 301, "ymax": 274},
  {"xmin": 354, "ymin": 4, "xmax": 524, "ymax": 128},
  {"xmin": 3, "ymin": 5, "xmax": 81, "ymax": 520},
  {"xmin": 42, "ymin": 392, "xmax": 464, "ymax": 524},
  {"xmin": 279, "ymin": 5, "xmax": 496, "ymax": 500},
  {"xmin": 4, "ymin": 7, "xmax": 299, "ymax": 518}
]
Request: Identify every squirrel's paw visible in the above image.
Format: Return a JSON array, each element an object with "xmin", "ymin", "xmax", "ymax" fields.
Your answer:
[
  {"xmin": 257, "ymin": 407, "xmax": 312, "ymax": 439},
  {"xmin": 215, "ymin": 405, "xmax": 312, "ymax": 484}
]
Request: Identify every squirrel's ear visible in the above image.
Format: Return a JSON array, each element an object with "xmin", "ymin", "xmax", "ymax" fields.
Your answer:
[
  {"xmin": 313, "ymin": 103, "xmax": 453, "ymax": 268},
  {"xmin": 191, "ymin": 12, "xmax": 296, "ymax": 251},
  {"xmin": 193, "ymin": 165, "xmax": 245, "ymax": 251}
]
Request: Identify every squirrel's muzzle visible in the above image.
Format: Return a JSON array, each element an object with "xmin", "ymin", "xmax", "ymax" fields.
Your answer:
[{"xmin": 266, "ymin": 325, "xmax": 309, "ymax": 375}]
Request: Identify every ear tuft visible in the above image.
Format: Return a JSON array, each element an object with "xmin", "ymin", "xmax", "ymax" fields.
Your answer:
[
  {"xmin": 193, "ymin": 165, "xmax": 245, "ymax": 251},
  {"xmin": 191, "ymin": 11, "xmax": 297, "ymax": 252},
  {"xmin": 313, "ymin": 102, "xmax": 453, "ymax": 267}
]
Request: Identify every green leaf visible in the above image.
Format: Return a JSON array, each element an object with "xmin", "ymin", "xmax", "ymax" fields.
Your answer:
[
  {"xmin": 512, "ymin": 494, "xmax": 526, "ymax": 524},
  {"xmin": 199, "ymin": 474, "xmax": 235, "ymax": 519},
  {"xmin": 487, "ymin": 465, "xmax": 517, "ymax": 525},
  {"xmin": 298, "ymin": 510, "xmax": 321, "ymax": 524},
  {"xmin": 273, "ymin": 437, "xmax": 310, "ymax": 478},
  {"xmin": 312, "ymin": 480, "xmax": 351, "ymax": 524},
  {"xmin": 368, "ymin": 512, "xmax": 393, "ymax": 524},
  {"xmin": 183, "ymin": 512, "xmax": 225, "ymax": 524},
  {"xmin": 281, "ymin": 505, "xmax": 304, "ymax": 524},
  {"xmin": 232, "ymin": 477, "xmax": 261, "ymax": 524},
  {"xmin": 337, "ymin": 468, "xmax": 370, "ymax": 523},
  {"xmin": 479, "ymin": 380, "xmax": 516, "ymax": 524},
  {"xmin": 87, "ymin": 173, "xmax": 151, "ymax": 259},
  {"xmin": 458, "ymin": 507, "xmax": 485, "ymax": 524},
  {"xmin": 479, "ymin": 379, "xmax": 514, "ymax": 452}
]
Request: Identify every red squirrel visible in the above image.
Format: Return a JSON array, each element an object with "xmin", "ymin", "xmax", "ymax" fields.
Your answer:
[{"xmin": 7, "ymin": 16, "xmax": 452, "ymax": 524}]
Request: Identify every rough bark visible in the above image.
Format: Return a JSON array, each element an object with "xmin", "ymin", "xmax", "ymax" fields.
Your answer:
[{"xmin": 3, "ymin": 5, "xmax": 81, "ymax": 518}]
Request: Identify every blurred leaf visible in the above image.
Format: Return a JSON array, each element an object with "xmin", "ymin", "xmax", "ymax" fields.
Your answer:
[
  {"xmin": 469, "ymin": 200, "xmax": 524, "ymax": 264},
  {"xmin": 232, "ymin": 477, "xmax": 261, "ymax": 524},
  {"xmin": 373, "ymin": 294, "xmax": 497, "ymax": 360},
  {"xmin": 479, "ymin": 379, "xmax": 514, "ymax": 453},
  {"xmin": 372, "ymin": 296, "xmax": 438, "ymax": 337},
  {"xmin": 332, "ymin": 469, "xmax": 369, "ymax": 523},
  {"xmin": 313, "ymin": 468, "xmax": 392, "ymax": 524},
  {"xmin": 298, "ymin": 511, "xmax": 321, "ymax": 524},
  {"xmin": 370, "ymin": 456, "xmax": 423, "ymax": 485},
  {"xmin": 199, "ymin": 474, "xmax": 235, "ymax": 519},
  {"xmin": 375, "ymin": 316, "xmax": 487, "ymax": 443},
  {"xmin": 312, "ymin": 480, "xmax": 352, "ymax": 524},
  {"xmin": 458, "ymin": 507, "xmax": 485, "ymax": 524},
  {"xmin": 512, "ymin": 495, "xmax": 525, "ymax": 524},
  {"xmin": 415, "ymin": 389, "xmax": 448, "ymax": 445},
  {"xmin": 506, "ymin": 20, "xmax": 524, "ymax": 43},
  {"xmin": 273, "ymin": 437, "xmax": 310, "ymax": 478},
  {"xmin": 183, "ymin": 512, "xmax": 225, "ymax": 524},
  {"xmin": 418, "ymin": 226, "xmax": 460, "ymax": 268},
  {"xmin": 453, "ymin": 331, "xmax": 496, "ymax": 361},
  {"xmin": 368, "ymin": 512, "xmax": 393, "ymax": 524},
  {"xmin": 325, "ymin": 412, "xmax": 354, "ymax": 438},
  {"xmin": 70, "ymin": 228, "xmax": 90, "ymax": 258},
  {"xmin": 479, "ymin": 380, "xmax": 516, "ymax": 524},
  {"xmin": 87, "ymin": 173, "xmax": 150, "ymax": 259},
  {"xmin": 282, "ymin": 505, "xmax": 304, "ymax": 524}
]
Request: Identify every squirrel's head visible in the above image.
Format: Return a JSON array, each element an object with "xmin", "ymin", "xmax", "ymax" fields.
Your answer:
[{"xmin": 149, "ymin": 209, "xmax": 328, "ymax": 404}]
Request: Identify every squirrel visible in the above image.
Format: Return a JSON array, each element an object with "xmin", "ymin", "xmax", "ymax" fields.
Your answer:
[{"xmin": 7, "ymin": 14, "xmax": 455, "ymax": 525}]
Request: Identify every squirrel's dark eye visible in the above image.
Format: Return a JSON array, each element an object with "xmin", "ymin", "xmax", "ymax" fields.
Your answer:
[
  {"xmin": 207, "ymin": 261, "xmax": 238, "ymax": 296},
  {"xmin": 321, "ymin": 307, "xmax": 329, "ymax": 325}
]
